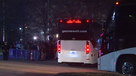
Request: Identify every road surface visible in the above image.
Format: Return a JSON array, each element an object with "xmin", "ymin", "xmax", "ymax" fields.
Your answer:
[{"xmin": 0, "ymin": 59, "xmax": 118, "ymax": 76}]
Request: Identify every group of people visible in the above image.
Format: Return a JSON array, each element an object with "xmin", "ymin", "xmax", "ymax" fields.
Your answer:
[
  {"xmin": 1, "ymin": 39, "xmax": 57, "ymax": 61},
  {"xmin": 2, "ymin": 42, "xmax": 10, "ymax": 60},
  {"xmin": 9, "ymin": 40, "xmax": 56, "ymax": 60},
  {"xmin": 24, "ymin": 40, "xmax": 57, "ymax": 61},
  {"xmin": 1, "ymin": 41, "xmax": 23, "ymax": 60}
]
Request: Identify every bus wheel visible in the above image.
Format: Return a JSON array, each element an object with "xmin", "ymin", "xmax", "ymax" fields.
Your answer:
[{"xmin": 118, "ymin": 58, "xmax": 136, "ymax": 75}]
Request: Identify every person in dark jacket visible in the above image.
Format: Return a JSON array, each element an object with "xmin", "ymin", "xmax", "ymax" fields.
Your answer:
[
  {"xmin": 12, "ymin": 42, "xmax": 16, "ymax": 59},
  {"xmin": 32, "ymin": 42, "xmax": 38, "ymax": 60},
  {"xmin": 2, "ymin": 42, "xmax": 10, "ymax": 60},
  {"xmin": 43, "ymin": 42, "xmax": 48, "ymax": 60}
]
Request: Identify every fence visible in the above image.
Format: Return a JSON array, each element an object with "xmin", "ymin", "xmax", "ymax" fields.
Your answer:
[
  {"xmin": 7, "ymin": 48, "xmax": 57, "ymax": 60},
  {"xmin": 8, "ymin": 49, "xmax": 40, "ymax": 60}
]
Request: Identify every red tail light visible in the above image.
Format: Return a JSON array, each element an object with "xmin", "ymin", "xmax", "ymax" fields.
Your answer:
[
  {"xmin": 58, "ymin": 41, "xmax": 61, "ymax": 53},
  {"xmin": 67, "ymin": 20, "xmax": 73, "ymax": 23},
  {"xmin": 75, "ymin": 19, "xmax": 81, "ymax": 23},
  {"xmin": 67, "ymin": 19, "xmax": 81, "ymax": 23},
  {"xmin": 86, "ymin": 20, "xmax": 89, "ymax": 23},
  {"xmin": 104, "ymin": 46, "xmax": 106, "ymax": 49},
  {"xmin": 60, "ymin": 20, "xmax": 62, "ymax": 22},
  {"xmin": 115, "ymin": 2, "xmax": 119, "ymax": 5},
  {"xmin": 99, "ymin": 50, "xmax": 102, "ymax": 57},
  {"xmin": 86, "ymin": 41, "xmax": 90, "ymax": 54}
]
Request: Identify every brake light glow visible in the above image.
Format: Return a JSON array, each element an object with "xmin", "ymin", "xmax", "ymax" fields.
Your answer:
[
  {"xmin": 67, "ymin": 19, "xmax": 81, "ymax": 23},
  {"xmin": 75, "ymin": 20, "xmax": 81, "ymax": 23},
  {"xmin": 73, "ymin": 19, "xmax": 75, "ymax": 22},
  {"xmin": 58, "ymin": 41, "xmax": 61, "ymax": 53},
  {"xmin": 60, "ymin": 20, "xmax": 62, "ymax": 22},
  {"xmin": 115, "ymin": 2, "xmax": 119, "ymax": 5},
  {"xmin": 86, "ymin": 20, "xmax": 89, "ymax": 23},
  {"xmin": 99, "ymin": 50, "xmax": 102, "ymax": 57},
  {"xmin": 104, "ymin": 46, "xmax": 106, "ymax": 49},
  {"xmin": 86, "ymin": 41, "xmax": 90, "ymax": 54},
  {"xmin": 67, "ymin": 20, "xmax": 73, "ymax": 23}
]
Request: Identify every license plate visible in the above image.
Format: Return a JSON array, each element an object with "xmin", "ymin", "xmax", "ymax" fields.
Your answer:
[
  {"xmin": 67, "ymin": 51, "xmax": 78, "ymax": 57},
  {"xmin": 70, "ymin": 51, "xmax": 76, "ymax": 54}
]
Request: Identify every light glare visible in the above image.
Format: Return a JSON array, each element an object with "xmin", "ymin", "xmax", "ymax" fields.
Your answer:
[{"xmin": 33, "ymin": 36, "xmax": 37, "ymax": 40}]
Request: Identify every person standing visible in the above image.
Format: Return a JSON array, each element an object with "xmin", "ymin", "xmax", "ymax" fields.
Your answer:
[
  {"xmin": 43, "ymin": 42, "xmax": 47, "ymax": 60},
  {"xmin": 2, "ymin": 42, "xmax": 10, "ymax": 60},
  {"xmin": 32, "ymin": 42, "xmax": 38, "ymax": 60},
  {"xmin": 25, "ymin": 41, "xmax": 30, "ymax": 60},
  {"xmin": 12, "ymin": 42, "xmax": 16, "ymax": 59},
  {"xmin": 36, "ymin": 42, "xmax": 40, "ymax": 61}
]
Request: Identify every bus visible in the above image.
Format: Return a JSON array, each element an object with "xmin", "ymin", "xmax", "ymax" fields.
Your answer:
[
  {"xmin": 57, "ymin": 19, "xmax": 98, "ymax": 65},
  {"xmin": 98, "ymin": 0, "xmax": 136, "ymax": 75}
]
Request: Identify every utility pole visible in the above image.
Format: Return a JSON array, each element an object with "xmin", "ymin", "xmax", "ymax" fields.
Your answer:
[
  {"xmin": 22, "ymin": 0, "xmax": 25, "ymax": 43},
  {"xmin": 46, "ymin": 0, "xmax": 50, "ymax": 41},
  {"xmin": 47, "ymin": 0, "xmax": 50, "ymax": 34},
  {"xmin": 2, "ymin": 0, "xmax": 5, "ymax": 42}
]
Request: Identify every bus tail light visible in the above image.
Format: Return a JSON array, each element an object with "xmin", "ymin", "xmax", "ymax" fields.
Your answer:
[
  {"xmin": 67, "ymin": 19, "xmax": 81, "ymax": 23},
  {"xmin": 115, "ymin": 2, "xmax": 119, "ymax": 5},
  {"xmin": 86, "ymin": 41, "xmax": 90, "ymax": 54},
  {"xmin": 58, "ymin": 41, "xmax": 61, "ymax": 53},
  {"xmin": 99, "ymin": 50, "xmax": 102, "ymax": 57},
  {"xmin": 91, "ymin": 20, "xmax": 94, "ymax": 22},
  {"xmin": 60, "ymin": 20, "xmax": 62, "ymax": 22},
  {"xmin": 86, "ymin": 20, "xmax": 89, "ymax": 23},
  {"xmin": 104, "ymin": 46, "xmax": 106, "ymax": 49}
]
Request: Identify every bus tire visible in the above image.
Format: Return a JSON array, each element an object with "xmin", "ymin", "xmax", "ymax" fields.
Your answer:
[{"xmin": 118, "ymin": 57, "xmax": 136, "ymax": 75}]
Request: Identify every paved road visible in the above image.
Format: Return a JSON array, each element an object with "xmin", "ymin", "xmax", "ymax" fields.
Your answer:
[{"xmin": 0, "ymin": 59, "xmax": 118, "ymax": 76}]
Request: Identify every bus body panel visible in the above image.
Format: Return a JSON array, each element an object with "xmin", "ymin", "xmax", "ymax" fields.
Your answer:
[
  {"xmin": 58, "ymin": 40, "xmax": 98, "ymax": 64},
  {"xmin": 116, "ymin": 48, "xmax": 136, "ymax": 55},
  {"xmin": 98, "ymin": 52, "xmax": 116, "ymax": 72},
  {"xmin": 98, "ymin": 47, "xmax": 136, "ymax": 72},
  {"xmin": 57, "ymin": 19, "xmax": 98, "ymax": 64},
  {"xmin": 98, "ymin": 0, "xmax": 136, "ymax": 74}
]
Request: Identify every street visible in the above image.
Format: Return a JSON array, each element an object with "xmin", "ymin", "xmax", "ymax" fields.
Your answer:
[{"xmin": 0, "ymin": 59, "xmax": 118, "ymax": 76}]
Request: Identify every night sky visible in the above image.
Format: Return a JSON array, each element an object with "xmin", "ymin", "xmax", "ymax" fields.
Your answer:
[{"xmin": 0, "ymin": 0, "xmax": 115, "ymax": 44}]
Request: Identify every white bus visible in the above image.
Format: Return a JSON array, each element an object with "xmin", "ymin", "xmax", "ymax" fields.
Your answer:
[
  {"xmin": 98, "ymin": 0, "xmax": 136, "ymax": 75},
  {"xmin": 57, "ymin": 19, "xmax": 98, "ymax": 65}
]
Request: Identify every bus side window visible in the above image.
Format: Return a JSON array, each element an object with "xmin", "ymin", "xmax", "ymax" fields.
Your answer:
[{"xmin": 95, "ymin": 38, "xmax": 102, "ymax": 50}]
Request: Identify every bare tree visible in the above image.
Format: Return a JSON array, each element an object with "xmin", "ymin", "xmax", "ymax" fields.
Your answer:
[{"xmin": 25, "ymin": 0, "xmax": 115, "ymax": 41}]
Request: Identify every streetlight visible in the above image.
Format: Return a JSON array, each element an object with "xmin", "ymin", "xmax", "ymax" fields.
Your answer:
[
  {"xmin": 19, "ymin": 28, "xmax": 23, "ymax": 41},
  {"xmin": 33, "ymin": 36, "xmax": 37, "ymax": 40},
  {"xmin": 19, "ymin": 28, "xmax": 22, "ymax": 30},
  {"xmin": 56, "ymin": 34, "xmax": 59, "ymax": 38},
  {"xmin": 41, "ymin": 31, "xmax": 44, "ymax": 34}
]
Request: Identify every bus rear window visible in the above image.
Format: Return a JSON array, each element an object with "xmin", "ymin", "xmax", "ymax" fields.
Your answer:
[
  {"xmin": 59, "ymin": 33, "xmax": 90, "ymax": 40},
  {"xmin": 58, "ymin": 20, "xmax": 94, "ymax": 40}
]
